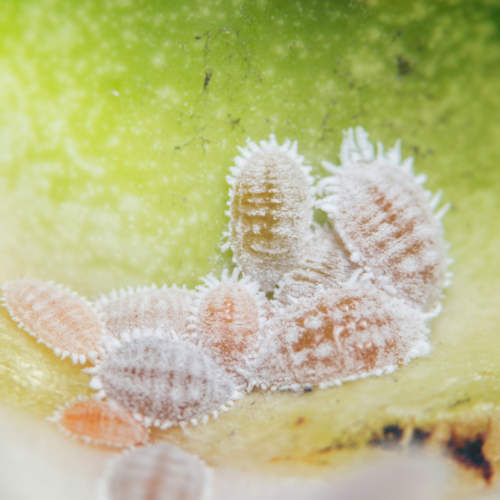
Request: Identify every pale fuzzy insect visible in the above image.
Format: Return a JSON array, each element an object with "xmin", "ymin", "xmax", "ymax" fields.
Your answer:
[
  {"xmin": 187, "ymin": 268, "xmax": 269, "ymax": 380},
  {"xmin": 223, "ymin": 134, "xmax": 315, "ymax": 292},
  {"xmin": 89, "ymin": 329, "xmax": 240, "ymax": 429},
  {"xmin": 94, "ymin": 284, "xmax": 194, "ymax": 340},
  {"xmin": 98, "ymin": 443, "xmax": 211, "ymax": 500},
  {"xmin": 274, "ymin": 225, "xmax": 358, "ymax": 305},
  {"xmin": 253, "ymin": 287, "xmax": 430, "ymax": 391},
  {"xmin": 1, "ymin": 278, "xmax": 104, "ymax": 364},
  {"xmin": 316, "ymin": 127, "xmax": 451, "ymax": 312},
  {"xmin": 49, "ymin": 397, "xmax": 148, "ymax": 448}
]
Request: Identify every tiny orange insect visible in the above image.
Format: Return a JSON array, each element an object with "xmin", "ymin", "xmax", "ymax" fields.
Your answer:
[{"xmin": 50, "ymin": 398, "xmax": 148, "ymax": 448}]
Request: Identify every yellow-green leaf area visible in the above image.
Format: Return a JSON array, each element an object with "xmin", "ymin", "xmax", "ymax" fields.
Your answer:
[{"xmin": 0, "ymin": 0, "xmax": 499, "ymax": 470}]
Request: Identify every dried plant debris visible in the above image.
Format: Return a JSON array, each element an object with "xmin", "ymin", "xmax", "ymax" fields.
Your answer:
[
  {"xmin": 3, "ymin": 126, "xmax": 450, "ymax": 438},
  {"xmin": 1, "ymin": 278, "xmax": 104, "ymax": 364},
  {"xmin": 94, "ymin": 284, "xmax": 194, "ymax": 340},
  {"xmin": 224, "ymin": 134, "xmax": 315, "ymax": 292},
  {"xmin": 99, "ymin": 443, "xmax": 211, "ymax": 500},
  {"xmin": 89, "ymin": 330, "xmax": 240, "ymax": 429},
  {"xmin": 49, "ymin": 398, "xmax": 148, "ymax": 447},
  {"xmin": 316, "ymin": 127, "xmax": 451, "ymax": 312}
]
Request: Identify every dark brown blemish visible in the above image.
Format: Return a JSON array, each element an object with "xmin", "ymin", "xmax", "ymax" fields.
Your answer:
[
  {"xmin": 396, "ymin": 56, "xmax": 412, "ymax": 76},
  {"xmin": 411, "ymin": 428, "xmax": 431, "ymax": 444},
  {"xmin": 448, "ymin": 434, "xmax": 493, "ymax": 483},
  {"xmin": 203, "ymin": 70, "xmax": 212, "ymax": 89},
  {"xmin": 295, "ymin": 416, "xmax": 305, "ymax": 426},
  {"xmin": 369, "ymin": 424, "xmax": 403, "ymax": 449}
]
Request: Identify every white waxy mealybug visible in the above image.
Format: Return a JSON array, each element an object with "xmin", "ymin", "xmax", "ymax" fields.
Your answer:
[
  {"xmin": 316, "ymin": 127, "xmax": 449, "ymax": 312},
  {"xmin": 94, "ymin": 284, "xmax": 194, "ymax": 340},
  {"xmin": 188, "ymin": 268, "xmax": 269, "ymax": 379},
  {"xmin": 99, "ymin": 443, "xmax": 211, "ymax": 500},
  {"xmin": 1, "ymin": 278, "xmax": 104, "ymax": 364},
  {"xmin": 275, "ymin": 225, "xmax": 358, "ymax": 305},
  {"xmin": 225, "ymin": 134, "xmax": 315, "ymax": 292},
  {"xmin": 254, "ymin": 287, "xmax": 430, "ymax": 390},
  {"xmin": 93, "ymin": 330, "xmax": 239, "ymax": 428},
  {"xmin": 50, "ymin": 398, "xmax": 148, "ymax": 448}
]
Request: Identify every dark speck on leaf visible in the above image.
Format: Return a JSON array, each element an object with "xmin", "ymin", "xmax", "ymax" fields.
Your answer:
[{"xmin": 396, "ymin": 56, "xmax": 412, "ymax": 76}]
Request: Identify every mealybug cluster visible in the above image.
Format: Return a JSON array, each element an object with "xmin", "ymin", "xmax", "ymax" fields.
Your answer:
[{"xmin": 2, "ymin": 127, "xmax": 451, "ymax": 455}]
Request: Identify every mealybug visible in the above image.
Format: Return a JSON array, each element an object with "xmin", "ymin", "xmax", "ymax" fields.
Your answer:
[
  {"xmin": 275, "ymin": 225, "xmax": 357, "ymax": 305},
  {"xmin": 187, "ymin": 269, "xmax": 268, "ymax": 380},
  {"xmin": 254, "ymin": 287, "xmax": 430, "ymax": 389},
  {"xmin": 94, "ymin": 284, "xmax": 193, "ymax": 340},
  {"xmin": 99, "ymin": 443, "xmax": 210, "ymax": 500},
  {"xmin": 91, "ymin": 330, "xmax": 239, "ymax": 428},
  {"xmin": 2, "ymin": 278, "xmax": 104, "ymax": 364},
  {"xmin": 50, "ymin": 398, "xmax": 148, "ymax": 448},
  {"xmin": 224, "ymin": 135, "xmax": 315, "ymax": 291},
  {"xmin": 316, "ymin": 127, "xmax": 450, "ymax": 312}
]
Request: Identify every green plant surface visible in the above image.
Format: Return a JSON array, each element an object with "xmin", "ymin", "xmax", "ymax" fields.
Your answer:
[{"xmin": 0, "ymin": 0, "xmax": 499, "ymax": 475}]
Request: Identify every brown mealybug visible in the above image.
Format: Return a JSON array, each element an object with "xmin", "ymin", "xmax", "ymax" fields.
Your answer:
[{"xmin": 223, "ymin": 135, "xmax": 315, "ymax": 292}]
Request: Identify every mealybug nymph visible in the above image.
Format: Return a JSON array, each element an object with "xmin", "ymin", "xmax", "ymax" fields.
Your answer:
[
  {"xmin": 50, "ymin": 398, "xmax": 148, "ymax": 448},
  {"xmin": 254, "ymin": 287, "xmax": 430, "ymax": 389},
  {"xmin": 94, "ymin": 284, "xmax": 194, "ymax": 340},
  {"xmin": 2, "ymin": 278, "xmax": 104, "ymax": 364},
  {"xmin": 317, "ymin": 127, "xmax": 450, "ymax": 311},
  {"xmin": 98, "ymin": 443, "xmax": 210, "ymax": 500},
  {"xmin": 275, "ymin": 225, "xmax": 357, "ymax": 305},
  {"xmin": 224, "ymin": 135, "xmax": 315, "ymax": 291},
  {"xmin": 92, "ymin": 330, "xmax": 239, "ymax": 428},
  {"xmin": 187, "ymin": 268, "xmax": 268, "ymax": 380}
]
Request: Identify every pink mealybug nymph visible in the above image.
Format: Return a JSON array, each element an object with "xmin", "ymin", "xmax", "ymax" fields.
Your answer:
[
  {"xmin": 187, "ymin": 268, "xmax": 269, "ymax": 381},
  {"xmin": 1, "ymin": 278, "xmax": 104, "ymax": 364},
  {"xmin": 223, "ymin": 135, "xmax": 315, "ymax": 291},
  {"xmin": 316, "ymin": 127, "xmax": 451, "ymax": 312},
  {"xmin": 49, "ymin": 397, "xmax": 149, "ymax": 448}
]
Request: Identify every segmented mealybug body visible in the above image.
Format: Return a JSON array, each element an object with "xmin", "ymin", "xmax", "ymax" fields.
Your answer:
[
  {"xmin": 254, "ymin": 287, "xmax": 430, "ymax": 389},
  {"xmin": 188, "ymin": 269, "xmax": 268, "ymax": 379},
  {"xmin": 225, "ymin": 135, "xmax": 314, "ymax": 291},
  {"xmin": 99, "ymin": 443, "xmax": 210, "ymax": 500},
  {"xmin": 316, "ymin": 127, "xmax": 450, "ymax": 311},
  {"xmin": 94, "ymin": 285, "xmax": 193, "ymax": 339},
  {"xmin": 275, "ymin": 226, "xmax": 357, "ymax": 305},
  {"xmin": 92, "ymin": 330, "xmax": 239, "ymax": 428},
  {"xmin": 50, "ymin": 398, "xmax": 148, "ymax": 447},
  {"xmin": 1, "ymin": 278, "xmax": 104, "ymax": 364}
]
